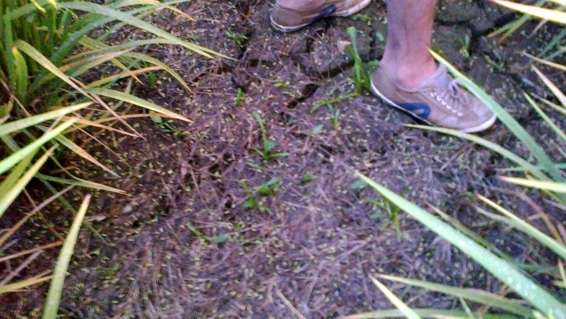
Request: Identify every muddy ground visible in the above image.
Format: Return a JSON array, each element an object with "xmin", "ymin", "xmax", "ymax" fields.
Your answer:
[{"xmin": 2, "ymin": 0, "xmax": 565, "ymax": 318}]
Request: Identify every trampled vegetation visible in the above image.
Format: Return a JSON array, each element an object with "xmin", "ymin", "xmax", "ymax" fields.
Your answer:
[{"xmin": 0, "ymin": 0, "xmax": 564, "ymax": 318}]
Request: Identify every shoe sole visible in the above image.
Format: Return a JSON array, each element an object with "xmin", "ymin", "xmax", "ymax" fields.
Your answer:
[
  {"xmin": 370, "ymin": 78, "xmax": 497, "ymax": 133},
  {"xmin": 270, "ymin": 0, "xmax": 372, "ymax": 33}
]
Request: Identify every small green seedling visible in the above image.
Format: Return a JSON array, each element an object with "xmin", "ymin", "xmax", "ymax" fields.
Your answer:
[
  {"xmin": 235, "ymin": 88, "xmax": 245, "ymax": 107},
  {"xmin": 351, "ymin": 178, "xmax": 369, "ymax": 191},
  {"xmin": 346, "ymin": 27, "xmax": 371, "ymax": 94},
  {"xmin": 150, "ymin": 114, "xmax": 186, "ymax": 138},
  {"xmin": 257, "ymin": 177, "xmax": 282, "ymax": 196},
  {"xmin": 459, "ymin": 34, "xmax": 471, "ymax": 59},
  {"xmin": 187, "ymin": 222, "xmax": 230, "ymax": 245},
  {"xmin": 311, "ymin": 92, "xmax": 359, "ymax": 113},
  {"xmin": 241, "ymin": 178, "xmax": 282, "ymax": 213},
  {"xmin": 368, "ymin": 197, "xmax": 402, "ymax": 238},
  {"xmin": 273, "ymin": 79, "xmax": 290, "ymax": 89},
  {"xmin": 330, "ymin": 107, "xmax": 341, "ymax": 130},
  {"xmin": 302, "ymin": 174, "xmax": 317, "ymax": 184},
  {"xmin": 353, "ymin": 13, "xmax": 372, "ymax": 25},
  {"xmin": 146, "ymin": 71, "xmax": 159, "ymax": 88},
  {"xmin": 225, "ymin": 31, "xmax": 248, "ymax": 47},
  {"xmin": 252, "ymin": 112, "xmax": 289, "ymax": 161},
  {"xmin": 246, "ymin": 160, "xmax": 264, "ymax": 173},
  {"xmin": 187, "ymin": 222, "xmax": 210, "ymax": 243}
]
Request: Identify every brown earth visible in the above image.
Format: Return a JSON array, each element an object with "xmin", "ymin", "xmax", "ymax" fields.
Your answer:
[{"xmin": 1, "ymin": 0, "xmax": 565, "ymax": 318}]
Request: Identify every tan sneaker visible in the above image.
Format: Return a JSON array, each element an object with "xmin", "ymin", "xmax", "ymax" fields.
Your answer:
[
  {"xmin": 271, "ymin": 0, "xmax": 371, "ymax": 32},
  {"xmin": 370, "ymin": 65, "xmax": 497, "ymax": 133}
]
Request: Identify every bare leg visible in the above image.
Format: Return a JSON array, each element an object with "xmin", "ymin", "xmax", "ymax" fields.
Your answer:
[
  {"xmin": 381, "ymin": 0, "xmax": 438, "ymax": 89},
  {"xmin": 277, "ymin": 0, "xmax": 323, "ymax": 9}
]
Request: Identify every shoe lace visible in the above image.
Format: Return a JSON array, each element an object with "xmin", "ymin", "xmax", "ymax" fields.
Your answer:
[{"xmin": 431, "ymin": 79, "xmax": 468, "ymax": 116}]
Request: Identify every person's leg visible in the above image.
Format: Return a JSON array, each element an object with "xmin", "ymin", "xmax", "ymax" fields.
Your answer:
[
  {"xmin": 381, "ymin": 0, "xmax": 438, "ymax": 89},
  {"xmin": 277, "ymin": 0, "xmax": 324, "ymax": 10},
  {"xmin": 371, "ymin": 0, "xmax": 496, "ymax": 132}
]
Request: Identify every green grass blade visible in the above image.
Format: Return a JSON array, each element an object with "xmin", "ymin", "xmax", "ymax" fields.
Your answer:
[
  {"xmin": 0, "ymin": 102, "xmax": 90, "ymax": 136},
  {"xmin": 407, "ymin": 124, "xmax": 548, "ymax": 180},
  {"xmin": 67, "ymin": 38, "xmax": 172, "ymax": 62},
  {"xmin": 532, "ymin": 66, "xmax": 566, "ymax": 107},
  {"xmin": 12, "ymin": 46, "xmax": 29, "ymax": 101},
  {"xmin": 0, "ymin": 147, "xmax": 56, "ymax": 218},
  {"xmin": 369, "ymin": 276, "xmax": 421, "ymax": 319},
  {"xmin": 14, "ymin": 40, "xmax": 87, "ymax": 96},
  {"xmin": 0, "ymin": 151, "xmax": 36, "ymax": 198},
  {"xmin": 479, "ymin": 195, "xmax": 566, "ymax": 260},
  {"xmin": 526, "ymin": 53, "xmax": 566, "ymax": 72},
  {"xmin": 344, "ymin": 308, "xmax": 518, "ymax": 319},
  {"xmin": 36, "ymin": 173, "xmax": 126, "ymax": 194},
  {"xmin": 54, "ymin": 135, "xmax": 118, "ymax": 177},
  {"xmin": 59, "ymin": 2, "xmax": 223, "ymax": 59},
  {"xmin": 524, "ymin": 94, "xmax": 566, "ymax": 141},
  {"xmin": 124, "ymin": 52, "xmax": 191, "ymax": 92},
  {"xmin": 377, "ymin": 274, "xmax": 532, "ymax": 315},
  {"xmin": 0, "ymin": 119, "xmax": 76, "ymax": 175},
  {"xmin": 85, "ymin": 66, "xmax": 161, "ymax": 89},
  {"xmin": 500, "ymin": 176, "xmax": 566, "ymax": 194},
  {"xmin": 0, "ymin": 275, "xmax": 52, "ymax": 295},
  {"xmin": 356, "ymin": 172, "xmax": 566, "ymax": 318},
  {"xmin": 88, "ymin": 88, "xmax": 190, "ymax": 122},
  {"xmin": 42, "ymin": 195, "xmax": 91, "ymax": 319},
  {"xmin": 3, "ymin": 8, "xmax": 16, "ymax": 89},
  {"xmin": 0, "ymin": 98, "xmax": 14, "ymax": 125},
  {"xmin": 430, "ymin": 51, "xmax": 564, "ymax": 183},
  {"xmin": 492, "ymin": 0, "xmax": 566, "ymax": 25}
]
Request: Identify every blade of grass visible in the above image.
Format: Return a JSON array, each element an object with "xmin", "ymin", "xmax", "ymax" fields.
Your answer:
[
  {"xmin": 0, "ymin": 186, "xmax": 73, "ymax": 248},
  {"xmin": 0, "ymin": 275, "xmax": 52, "ymax": 295},
  {"xmin": 0, "ymin": 119, "xmax": 76, "ymax": 175},
  {"xmin": 0, "ymin": 102, "xmax": 89, "ymax": 136},
  {"xmin": 500, "ymin": 176, "xmax": 566, "ymax": 193},
  {"xmin": 491, "ymin": 0, "xmax": 566, "ymax": 25},
  {"xmin": 66, "ymin": 38, "xmax": 171, "ymax": 62},
  {"xmin": 532, "ymin": 66, "xmax": 566, "ymax": 107},
  {"xmin": 407, "ymin": 124, "xmax": 548, "ymax": 180},
  {"xmin": 0, "ymin": 146, "xmax": 56, "ymax": 218},
  {"xmin": 478, "ymin": 195, "xmax": 566, "ymax": 259},
  {"xmin": 14, "ymin": 40, "xmax": 87, "ymax": 96},
  {"xmin": 42, "ymin": 195, "xmax": 91, "ymax": 319},
  {"xmin": 12, "ymin": 46, "xmax": 28, "ymax": 101},
  {"xmin": 53, "ymin": 134, "xmax": 118, "ymax": 177},
  {"xmin": 84, "ymin": 66, "xmax": 161, "ymax": 89},
  {"xmin": 123, "ymin": 52, "xmax": 192, "ymax": 93},
  {"xmin": 0, "ymin": 152, "xmax": 36, "ymax": 198},
  {"xmin": 59, "ymin": 2, "xmax": 224, "ymax": 59},
  {"xmin": 36, "ymin": 173, "xmax": 126, "ymax": 194},
  {"xmin": 534, "ymin": 95, "xmax": 566, "ymax": 115},
  {"xmin": 87, "ymin": 88, "xmax": 190, "ymax": 122},
  {"xmin": 526, "ymin": 53, "xmax": 566, "ymax": 72},
  {"xmin": 369, "ymin": 276, "xmax": 421, "ymax": 319},
  {"xmin": 524, "ymin": 93, "xmax": 565, "ymax": 141},
  {"xmin": 344, "ymin": 308, "xmax": 517, "ymax": 319},
  {"xmin": 430, "ymin": 51, "xmax": 564, "ymax": 183},
  {"xmin": 355, "ymin": 172, "xmax": 566, "ymax": 318},
  {"xmin": 377, "ymin": 274, "xmax": 532, "ymax": 315}
]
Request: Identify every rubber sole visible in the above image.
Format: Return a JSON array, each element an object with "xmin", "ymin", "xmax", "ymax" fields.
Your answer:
[
  {"xmin": 370, "ymin": 78, "xmax": 497, "ymax": 133},
  {"xmin": 271, "ymin": 0, "xmax": 372, "ymax": 33}
]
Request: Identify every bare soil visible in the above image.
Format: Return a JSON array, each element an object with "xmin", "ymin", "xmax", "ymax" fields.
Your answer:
[{"xmin": 2, "ymin": 0, "xmax": 565, "ymax": 318}]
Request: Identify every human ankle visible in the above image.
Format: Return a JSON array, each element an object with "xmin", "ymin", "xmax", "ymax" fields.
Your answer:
[
  {"xmin": 277, "ymin": 0, "xmax": 324, "ymax": 9},
  {"xmin": 380, "ymin": 58, "xmax": 437, "ymax": 89}
]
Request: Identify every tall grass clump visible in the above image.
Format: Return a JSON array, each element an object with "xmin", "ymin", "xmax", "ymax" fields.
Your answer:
[
  {"xmin": 0, "ymin": 0, "xmax": 219, "ymax": 316},
  {"xmin": 349, "ymin": 1, "xmax": 566, "ymax": 318}
]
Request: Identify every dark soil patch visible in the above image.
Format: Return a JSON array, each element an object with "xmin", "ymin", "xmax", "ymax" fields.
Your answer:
[{"xmin": 1, "ymin": 1, "xmax": 565, "ymax": 318}]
